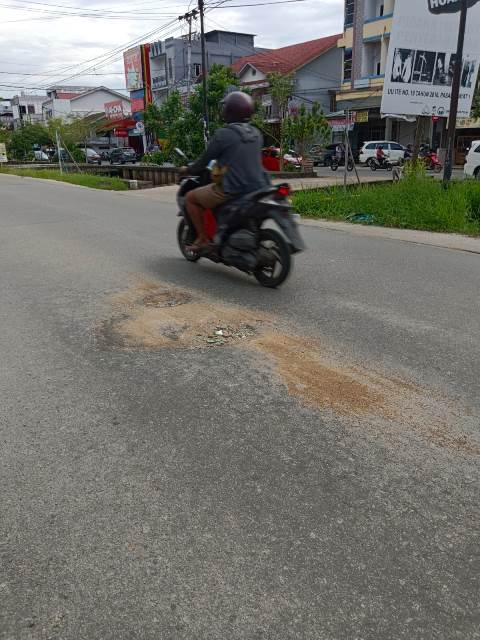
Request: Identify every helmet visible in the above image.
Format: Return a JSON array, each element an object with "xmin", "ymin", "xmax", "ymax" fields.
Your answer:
[{"xmin": 222, "ymin": 91, "xmax": 254, "ymax": 123}]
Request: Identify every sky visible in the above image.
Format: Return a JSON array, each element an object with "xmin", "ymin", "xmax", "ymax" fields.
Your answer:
[{"xmin": 0, "ymin": 0, "xmax": 343, "ymax": 99}]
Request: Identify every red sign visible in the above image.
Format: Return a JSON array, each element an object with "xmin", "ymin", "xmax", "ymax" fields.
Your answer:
[
  {"xmin": 114, "ymin": 128, "xmax": 128, "ymax": 138},
  {"xmin": 131, "ymin": 97, "xmax": 144, "ymax": 113},
  {"xmin": 432, "ymin": 115, "xmax": 440, "ymax": 122},
  {"xmin": 104, "ymin": 100, "xmax": 124, "ymax": 120}
]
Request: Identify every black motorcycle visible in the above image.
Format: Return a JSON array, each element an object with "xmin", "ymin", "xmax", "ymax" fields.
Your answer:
[{"xmin": 176, "ymin": 156, "xmax": 305, "ymax": 288}]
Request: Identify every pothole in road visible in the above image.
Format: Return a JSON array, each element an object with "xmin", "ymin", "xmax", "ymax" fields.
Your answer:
[
  {"xmin": 98, "ymin": 279, "xmax": 265, "ymax": 349},
  {"xmin": 98, "ymin": 279, "xmax": 480, "ymax": 455}
]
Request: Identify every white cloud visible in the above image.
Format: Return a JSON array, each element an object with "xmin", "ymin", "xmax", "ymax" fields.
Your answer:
[{"xmin": 0, "ymin": 0, "xmax": 344, "ymax": 98}]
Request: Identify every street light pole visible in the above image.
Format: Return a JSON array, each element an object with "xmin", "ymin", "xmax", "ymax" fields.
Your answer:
[
  {"xmin": 443, "ymin": 0, "xmax": 468, "ymax": 184},
  {"xmin": 198, "ymin": 0, "xmax": 209, "ymax": 144}
]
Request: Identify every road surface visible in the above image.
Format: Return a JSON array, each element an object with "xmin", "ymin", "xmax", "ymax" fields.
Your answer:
[{"xmin": 1, "ymin": 174, "xmax": 479, "ymax": 640}]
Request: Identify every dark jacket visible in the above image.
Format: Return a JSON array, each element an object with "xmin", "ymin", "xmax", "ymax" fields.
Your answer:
[{"xmin": 188, "ymin": 123, "xmax": 270, "ymax": 195}]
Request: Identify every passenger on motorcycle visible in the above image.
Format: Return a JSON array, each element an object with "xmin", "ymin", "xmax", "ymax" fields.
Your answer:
[{"xmin": 181, "ymin": 91, "xmax": 269, "ymax": 252}]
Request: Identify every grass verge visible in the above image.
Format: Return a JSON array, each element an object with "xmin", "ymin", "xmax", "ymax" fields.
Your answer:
[
  {"xmin": 0, "ymin": 167, "xmax": 128, "ymax": 191},
  {"xmin": 292, "ymin": 175, "xmax": 480, "ymax": 236}
]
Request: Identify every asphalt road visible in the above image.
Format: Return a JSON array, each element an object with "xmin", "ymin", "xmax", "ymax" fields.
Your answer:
[{"xmin": 1, "ymin": 174, "xmax": 479, "ymax": 640}]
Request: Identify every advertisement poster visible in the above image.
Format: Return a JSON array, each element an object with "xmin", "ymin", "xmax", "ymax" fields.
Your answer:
[
  {"xmin": 124, "ymin": 47, "xmax": 143, "ymax": 92},
  {"xmin": 130, "ymin": 97, "xmax": 145, "ymax": 113},
  {"xmin": 104, "ymin": 100, "xmax": 124, "ymax": 120},
  {"xmin": 0, "ymin": 142, "xmax": 7, "ymax": 163},
  {"xmin": 381, "ymin": 0, "xmax": 480, "ymax": 117}
]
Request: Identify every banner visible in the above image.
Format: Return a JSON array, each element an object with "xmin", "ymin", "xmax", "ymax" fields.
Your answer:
[
  {"xmin": 381, "ymin": 0, "xmax": 480, "ymax": 117},
  {"xmin": 131, "ymin": 97, "xmax": 145, "ymax": 113},
  {"xmin": 104, "ymin": 100, "xmax": 124, "ymax": 120},
  {"xmin": 124, "ymin": 47, "xmax": 143, "ymax": 92}
]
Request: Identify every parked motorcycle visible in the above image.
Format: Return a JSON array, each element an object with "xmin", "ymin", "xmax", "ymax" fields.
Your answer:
[{"xmin": 175, "ymin": 151, "xmax": 305, "ymax": 288}]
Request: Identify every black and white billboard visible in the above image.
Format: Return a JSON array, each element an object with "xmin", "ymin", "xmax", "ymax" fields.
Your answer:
[{"xmin": 381, "ymin": 0, "xmax": 480, "ymax": 117}]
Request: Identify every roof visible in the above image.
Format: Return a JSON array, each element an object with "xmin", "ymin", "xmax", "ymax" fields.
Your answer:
[
  {"xmin": 56, "ymin": 92, "xmax": 80, "ymax": 100},
  {"xmin": 70, "ymin": 86, "xmax": 130, "ymax": 103},
  {"xmin": 232, "ymin": 33, "xmax": 341, "ymax": 76}
]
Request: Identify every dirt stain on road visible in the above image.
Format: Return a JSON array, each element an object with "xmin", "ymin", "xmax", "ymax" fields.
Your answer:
[{"xmin": 98, "ymin": 279, "xmax": 479, "ymax": 455}]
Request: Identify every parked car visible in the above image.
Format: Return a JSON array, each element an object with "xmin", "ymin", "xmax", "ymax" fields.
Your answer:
[
  {"xmin": 80, "ymin": 147, "xmax": 101, "ymax": 165},
  {"xmin": 309, "ymin": 143, "xmax": 337, "ymax": 166},
  {"xmin": 109, "ymin": 147, "xmax": 137, "ymax": 164},
  {"xmin": 261, "ymin": 147, "xmax": 301, "ymax": 171},
  {"xmin": 52, "ymin": 148, "xmax": 71, "ymax": 163},
  {"xmin": 33, "ymin": 150, "xmax": 50, "ymax": 161},
  {"xmin": 463, "ymin": 140, "xmax": 480, "ymax": 178},
  {"xmin": 359, "ymin": 141, "xmax": 406, "ymax": 165}
]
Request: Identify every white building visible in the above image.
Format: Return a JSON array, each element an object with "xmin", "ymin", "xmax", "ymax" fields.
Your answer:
[
  {"xmin": 42, "ymin": 86, "xmax": 130, "ymax": 121},
  {"xmin": 10, "ymin": 94, "xmax": 45, "ymax": 128}
]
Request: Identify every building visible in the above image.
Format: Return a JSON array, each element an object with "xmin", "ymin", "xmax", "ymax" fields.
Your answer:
[
  {"xmin": 232, "ymin": 34, "xmax": 342, "ymax": 121},
  {"xmin": 335, "ymin": 0, "xmax": 417, "ymax": 147},
  {"xmin": 0, "ymin": 102, "xmax": 14, "ymax": 129},
  {"xmin": 149, "ymin": 30, "xmax": 261, "ymax": 103},
  {"xmin": 10, "ymin": 94, "xmax": 45, "ymax": 128},
  {"xmin": 42, "ymin": 86, "xmax": 131, "ymax": 121}
]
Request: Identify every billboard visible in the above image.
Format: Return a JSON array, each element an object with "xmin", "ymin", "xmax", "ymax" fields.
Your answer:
[
  {"xmin": 104, "ymin": 100, "xmax": 124, "ymax": 120},
  {"xmin": 124, "ymin": 47, "xmax": 143, "ymax": 92},
  {"xmin": 381, "ymin": 0, "xmax": 480, "ymax": 117}
]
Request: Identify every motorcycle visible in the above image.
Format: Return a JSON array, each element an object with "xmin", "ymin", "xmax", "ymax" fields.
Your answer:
[
  {"xmin": 367, "ymin": 154, "xmax": 397, "ymax": 172},
  {"xmin": 421, "ymin": 150, "xmax": 443, "ymax": 173},
  {"xmin": 330, "ymin": 156, "xmax": 354, "ymax": 172},
  {"xmin": 175, "ymin": 150, "xmax": 305, "ymax": 288}
]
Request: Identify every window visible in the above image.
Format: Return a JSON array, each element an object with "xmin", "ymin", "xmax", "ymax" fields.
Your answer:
[
  {"xmin": 365, "ymin": 143, "xmax": 376, "ymax": 149},
  {"xmin": 168, "ymin": 57, "xmax": 173, "ymax": 81},
  {"xmin": 194, "ymin": 63, "xmax": 202, "ymax": 77},
  {"xmin": 474, "ymin": 145, "xmax": 480, "ymax": 153},
  {"xmin": 390, "ymin": 143, "xmax": 404, "ymax": 150},
  {"xmin": 379, "ymin": 4, "xmax": 384, "ymax": 16},
  {"xmin": 376, "ymin": 61, "xmax": 381, "ymax": 76},
  {"xmin": 343, "ymin": 49, "xmax": 353, "ymax": 82},
  {"xmin": 345, "ymin": 0, "xmax": 355, "ymax": 27},
  {"xmin": 251, "ymin": 68, "xmax": 257, "ymax": 76},
  {"xmin": 28, "ymin": 105, "xmax": 35, "ymax": 114},
  {"xmin": 19, "ymin": 105, "xmax": 26, "ymax": 115}
]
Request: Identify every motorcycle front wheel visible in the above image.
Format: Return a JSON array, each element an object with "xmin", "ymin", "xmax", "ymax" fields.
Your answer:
[
  {"xmin": 254, "ymin": 228, "xmax": 291, "ymax": 288},
  {"xmin": 177, "ymin": 219, "xmax": 201, "ymax": 262},
  {"xmin": 330, "ymin": 160, "xmax": 339, "ymax": 172},
  {"xmin": 367, "ymin": 159, "xmax": 377, "ymax": 171}
]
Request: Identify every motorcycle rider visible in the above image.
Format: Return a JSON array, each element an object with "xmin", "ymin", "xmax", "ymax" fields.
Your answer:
[
  {"xmin": 181, "ymin": 91, "xmax": 269, "ymax": 252},
  {"xmin": 376, "ymin": 144, "xmax": 387, "ymax": 168}
]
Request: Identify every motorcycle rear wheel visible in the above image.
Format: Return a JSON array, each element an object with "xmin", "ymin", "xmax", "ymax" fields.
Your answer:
[
  {"xmin": 253, "ymin": 229, "xmax": 291, "ymax": 288},
  {"xmin": 367, "ymin": 158, "xmax": 377, "ymax": 171},
  {"xmin": 177, "ymin": 219, "xmax": 201, "ymax": 262}
]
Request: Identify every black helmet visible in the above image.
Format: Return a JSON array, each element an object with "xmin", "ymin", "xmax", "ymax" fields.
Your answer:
[{"xmin": 222, "ymin": 91, "xmax": 254, "ymax": 123}]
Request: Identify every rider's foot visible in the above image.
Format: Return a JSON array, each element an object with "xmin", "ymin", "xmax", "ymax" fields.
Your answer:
[{"xmin": 186, "ymin": 236, "xmax": 210, "ymax": 252}]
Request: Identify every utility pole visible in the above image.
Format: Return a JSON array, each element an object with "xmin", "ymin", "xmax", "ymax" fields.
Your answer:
[
  {"xmin": 198, "ymin": 0, "xmax": 209, "ymax": 143},
  {"xmin": 443, "ymin": 0, "xmax": 468, "ymax": 184},
  {"xmin": 178, "ymin": 9, "xmax": 197, "ymax": 99},
  {"xmin": 55, "ymin": 129, "xmax": 63, "ymax": 174}
]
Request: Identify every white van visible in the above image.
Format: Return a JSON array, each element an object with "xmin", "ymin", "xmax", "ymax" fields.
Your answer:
[
  {"xmin": 359, "ymin": 141, "xmax": 406, "ymax": 164},
  {"xmin": 463, "ymin": 141, "xmax": 480, "ymax": 178}
]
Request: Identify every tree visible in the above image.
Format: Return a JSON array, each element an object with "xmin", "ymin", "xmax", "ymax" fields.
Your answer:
[
  {"xmin": 267, "ymin": 72, "xmax": 294, "ymax": 121},
  {"xmin": 282, "ymin": 102, "xmax": 329, "ymax": 169},
  {"xmin": 7, "ymin": 123, "xmax": 52, "ymax": 160}
]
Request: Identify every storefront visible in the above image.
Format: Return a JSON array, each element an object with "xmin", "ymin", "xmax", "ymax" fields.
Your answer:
[{"xmin": 454, "ymin": 118, "xmax": 480, "ymax": 165}]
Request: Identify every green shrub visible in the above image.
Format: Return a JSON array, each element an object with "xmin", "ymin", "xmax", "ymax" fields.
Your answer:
[
  {"xmin": 292, "ymin": 175, "xmax": 480, "ymax": 236},
  {"xmin": 0, "ymin": 167, "xmax": 127, "ymax": 191}
]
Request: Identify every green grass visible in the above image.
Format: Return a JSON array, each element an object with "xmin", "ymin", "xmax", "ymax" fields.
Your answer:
[
  {"xmin": 292, "ymin": 175, "xmax": 480, "ymax": 236},
  {"xmin": 0, "ymin": 167, "xmax": 128, "ymax": 191}
]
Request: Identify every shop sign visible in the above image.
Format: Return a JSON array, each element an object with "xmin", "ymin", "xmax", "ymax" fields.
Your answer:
[
  {"xmin": 131, "ymin": 97, "xmax": 145, "ymax": 113},
  {"xmin": 114, "ymin": 128, "xmax": 128, "ymax": 138},
  {"xmin": 356, "ymin": 110, "xmax": 369, "ymax": 123},
  {"xmin": 104, "ymin": 100, "xmax": 124, "ymax": 120}
]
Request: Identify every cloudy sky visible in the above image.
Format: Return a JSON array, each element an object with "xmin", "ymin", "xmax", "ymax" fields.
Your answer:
[{"xmin": 0, "ymin": 0, "xmax": 343, "ymax": 98}]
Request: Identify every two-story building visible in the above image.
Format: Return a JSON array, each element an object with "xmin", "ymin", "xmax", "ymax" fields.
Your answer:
[
  {"xmin": 232, "ymin": 34, "xmax": 343, "ymax": 120},
  {"xmin": 10, "ymin": 94, "xmax": 45, "ymax": 128},
  {"xmin": 335, "ymin": 0, "xmax": 417, "ymax": 148}
]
